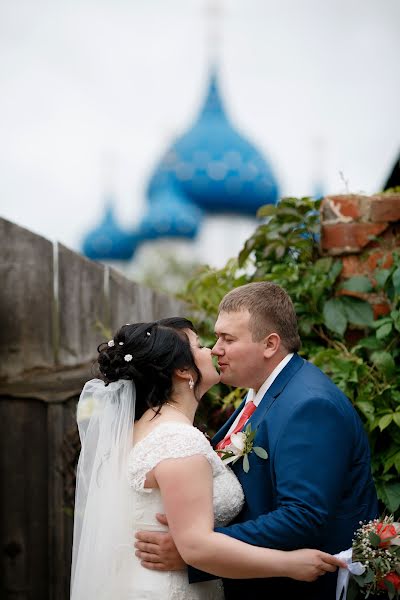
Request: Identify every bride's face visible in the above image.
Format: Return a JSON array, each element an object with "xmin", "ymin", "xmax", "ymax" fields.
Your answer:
[{"xmin": 185, "ymin": 329, "xmax": 220, "ymax": 395}]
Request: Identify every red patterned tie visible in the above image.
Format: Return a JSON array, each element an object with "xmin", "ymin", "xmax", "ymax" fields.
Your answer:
[{"xmin": 216, "ymin": 401, "xmax": 257, "ymax": 450}]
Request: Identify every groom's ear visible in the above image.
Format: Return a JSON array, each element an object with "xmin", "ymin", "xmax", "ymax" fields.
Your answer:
[{"xmin": 262, "ymin": 333, "xmax": 281, "ymax": 358}]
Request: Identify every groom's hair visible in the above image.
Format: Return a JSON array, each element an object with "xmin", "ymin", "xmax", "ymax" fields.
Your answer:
[{"xmin": 219, "ymin": 282, "xmax": 301, "ymax": 352}]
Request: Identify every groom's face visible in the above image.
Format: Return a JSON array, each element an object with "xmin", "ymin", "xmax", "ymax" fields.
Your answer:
[{"xmin": 212, "ymin": 309, "xmax": 268, "ymax": 391}]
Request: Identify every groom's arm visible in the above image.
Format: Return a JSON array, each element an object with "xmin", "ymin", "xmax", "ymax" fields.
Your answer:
[{"xmin": 216, "ymin": 395, "xmax": 352, "ymax": 550}]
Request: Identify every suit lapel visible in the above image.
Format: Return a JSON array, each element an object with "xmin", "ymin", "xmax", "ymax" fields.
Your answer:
[{"xmin": 248, "ymin": 353, "xmax": 304, "ymax": 430}]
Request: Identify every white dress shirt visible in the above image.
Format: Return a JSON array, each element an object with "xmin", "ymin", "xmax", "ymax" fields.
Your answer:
[{"xmin": 225, "ymin": 353, "xmax": 294, "ymax": 436}]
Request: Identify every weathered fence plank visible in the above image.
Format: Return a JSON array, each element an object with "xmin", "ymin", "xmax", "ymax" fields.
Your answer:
[
  {"xmin": 152, "ymin": 289, "xmax": 187, "ymax": 320},
  {"xmin": 108, "ymin": 267, "xmax": 142, "ymax": 333},
  {"xmin": 0, "ymin": 398, "xmax": 48, "ymax": 600},
  {"xmin": 57, "ymin": 244, "xmax": 106, "ymax": 367},
  {"xmin": 47, "ymin": 403, "xmax": 68, "ymax": 600},
  {"xmin": 0, "ymin": 218, "xmax": 54, "ymax": 379},
  {"xmin": 135, "ymin": 284, "xmax": 156, "ymax": 321}
]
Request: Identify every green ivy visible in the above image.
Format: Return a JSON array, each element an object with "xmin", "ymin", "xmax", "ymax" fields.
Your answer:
[{"xmin": 181, "ymin": 197, "xmax": 400, "ymax": 516}]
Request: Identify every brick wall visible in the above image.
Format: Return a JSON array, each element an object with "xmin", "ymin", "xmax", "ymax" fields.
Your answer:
[{"xmin": 320, "ymin": 193, "xmax": 400, "ymax": 317}]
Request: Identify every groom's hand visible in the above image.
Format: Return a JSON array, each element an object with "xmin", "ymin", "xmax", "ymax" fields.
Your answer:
[{"xmin": 134, "ymin": 514, "xmax": 186, "ymax": 571}]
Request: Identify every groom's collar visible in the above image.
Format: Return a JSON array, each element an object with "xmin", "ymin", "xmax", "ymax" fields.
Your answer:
[
  {"xmin": 248, "ymin": 352, "xmax": 294, "ymax": 407},
  {"xmin": 264, "ymin": 352, "xmax": 303, "ymax": 399}
]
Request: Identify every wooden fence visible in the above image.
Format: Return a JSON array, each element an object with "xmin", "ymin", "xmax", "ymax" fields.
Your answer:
[{"xmin": 0, "ymin": 217, "xmax": 186, "ymax": 599}]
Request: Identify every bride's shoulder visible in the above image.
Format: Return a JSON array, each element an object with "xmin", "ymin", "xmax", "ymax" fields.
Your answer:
[
  {"xmin": 132, "ymin": 421, "xmax": 210, "ymax": 455},
  {"xmin": 127, "ymin": 421, "xmax": 219, "ymax": 491}
]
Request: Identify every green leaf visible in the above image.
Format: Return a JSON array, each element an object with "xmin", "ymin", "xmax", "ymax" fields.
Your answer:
[
  {"xmin": 256, "ymin": 205, "xmax": 277, "ymax": 218},
  {"xmin": 355, "ymin": 401, "xmax": 375, "ymax": 422},
  {"xmin": 384, "ymin": 578, "xmax": 396, "ymax": 599},
  {"xmin": 368, "ymin": 531, "xmax": 381, "ymax": 547},
  {"xmin": 253, "ymin": 447, "xmax": 269, "ymax": 459},
  {"xmin": 314, "ymin": 257, "xmax": 333, "ymax": 273},
  {"xmin": 247, "ymin": 429, "xmax": 257, "ymax": 443},
  {"xmin": 393, "ymin": 413, "xmax": 400, "ymax": 428},
  {"xmin": 371, "ymin": 351, "xmax": 396, "ymax": 377},
  {"xmin": 376, "ymin": 322, "xmax": 393, "ymax": 339},
  {"xmin": 354, "ymin": 336, "xmax": 384, "ymax": 350},
  {"xmin": 323, "ymin": 298, "xmax": 347, "ymax": 335},
  {"xmin": 362, "ymin": 568, "xmax": 376, "ymax": 584},
  {"xmin": 330, "ymin": 260, "xmax": 343, "ymax": 281},
  {"xmin": 346, "ymin": 578, "xmax": 361, "ymax": 599},
  {"xmin": 243, "ymin": 454, "xmax": 250, "ymax": 473},
  {"xmin": 379, "ymin": 481, "xmax": 400, "ymax": 512},
  {"xmin": 341, "ymin": 296, "xmax": 374, "ymax": 327},
  {"xmin": 375, "ymin": 268, "xmax": 391, "ymax": 288},
  {"xmin": 379, "ymin": 414, "xmax": 393, "ymax": 431},
  {"xmin": 393, "ymin": 267, "xmax": 400, "ymax": 293},
  {"xmin": 340, "ymin": 275, "xmax": 372, "ymax": 293},
  {"xmin": 353, "ymin": 568, "xmax": 375, "ymax": 585}
]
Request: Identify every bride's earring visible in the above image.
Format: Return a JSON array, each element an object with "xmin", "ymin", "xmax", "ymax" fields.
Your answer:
[{"xmin": 188, "ymin": 377, "xmax": 194, "ymax": 390}]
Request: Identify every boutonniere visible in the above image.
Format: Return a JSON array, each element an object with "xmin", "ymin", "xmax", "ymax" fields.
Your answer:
[{"xmin": 216, "ymin": 424, "xmax": 268, "ymax": 473}]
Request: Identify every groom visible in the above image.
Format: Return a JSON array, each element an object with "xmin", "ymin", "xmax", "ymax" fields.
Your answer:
[{"xmin": 135, "ymin": 282, "xmax": 378, "ymax": 599}]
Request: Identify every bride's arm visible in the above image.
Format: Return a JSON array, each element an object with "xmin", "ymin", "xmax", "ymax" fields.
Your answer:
[{"xmin": 154, "ymin": 454, "xmax": 344, "ymax": 580}]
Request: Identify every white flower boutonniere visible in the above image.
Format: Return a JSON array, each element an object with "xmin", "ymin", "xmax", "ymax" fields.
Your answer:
[{"xmin": 217, "ymin": 423, "xmax": 268, "ymax": 473}]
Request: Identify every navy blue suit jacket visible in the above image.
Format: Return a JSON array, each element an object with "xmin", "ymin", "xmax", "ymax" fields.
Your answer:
[{"xmin": 190, "ymin": 354, "xmax": 378, "ymax": 599}]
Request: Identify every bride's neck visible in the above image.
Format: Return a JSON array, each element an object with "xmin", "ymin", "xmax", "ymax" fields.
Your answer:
[{"xmin": 168, "ymin": 389, "xmax": 197, "ymax": 423}]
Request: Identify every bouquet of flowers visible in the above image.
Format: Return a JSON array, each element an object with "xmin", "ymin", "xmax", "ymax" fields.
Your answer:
[{"xmin": 346, "ymin": 516, "xmax": 400, "ymax": 599}]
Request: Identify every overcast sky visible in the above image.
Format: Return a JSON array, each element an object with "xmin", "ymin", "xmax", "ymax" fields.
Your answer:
[{"xmin": 1, "ymin": 0, "xmax": 399, "ymax": 266}]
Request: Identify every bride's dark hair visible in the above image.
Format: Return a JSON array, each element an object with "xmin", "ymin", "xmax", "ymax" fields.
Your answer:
[{"xmin": 97, "ymin": 317, "xmax": 202, "ymax": 419}]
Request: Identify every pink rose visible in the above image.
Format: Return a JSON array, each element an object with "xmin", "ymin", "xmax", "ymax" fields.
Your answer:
[{"xmin": 376, "ymin": 522, "xmax": 397, "ymax": 547}]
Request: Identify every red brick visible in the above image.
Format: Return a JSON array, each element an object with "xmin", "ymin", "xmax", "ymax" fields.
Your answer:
[
  {"xmin": 337, "ymin": 288, "xmax": 366, "ymax": 301},
  {"xmin": 342, "ymin": 256, "xmax": 365, "ymax": 277},
  {"xmin": 341, "ymin": 252, "xmax": 393, "ymax": 279},
  {"xmin": 370, "ymin": 194, "xmax": 400, "ymax": 223},
  {"xmin": 321, "ymin": 222, "xmax": 388, "ymax": 254},
  {"xmin": 321, "ymin": 195, "xmax": 365, "ymax": 221},
  {"xmin": 366, "ymin": 250, "xmax": 393, "ymax": 271},
  {"xmin": 372, "ymin": 302, "xmax": 391, "ymax": 318}
]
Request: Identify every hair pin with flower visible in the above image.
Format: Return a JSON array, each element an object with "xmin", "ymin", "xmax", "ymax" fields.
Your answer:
[
  {"xmin": 107, "ymin": 340, "xmax": 115, "ymax": 347},
  {"xmin": 124, "ymin": 354, "xmax": 133, "ymax": 362}
]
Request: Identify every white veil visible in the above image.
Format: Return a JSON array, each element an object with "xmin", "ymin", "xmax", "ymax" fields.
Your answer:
[{"xmin": 70, "ymin": 378, "xmax": 136, "ymax": 599}]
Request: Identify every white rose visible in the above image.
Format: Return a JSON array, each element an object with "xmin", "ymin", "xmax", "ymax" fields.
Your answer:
[{"xmin": 227, "ymin": 432, "xmax": 246, "ymax": 455}]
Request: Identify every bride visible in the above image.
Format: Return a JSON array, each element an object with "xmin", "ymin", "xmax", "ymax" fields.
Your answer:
[{"xmin": 70, "ymin": 317, "xmax": 344, "ymax": 599}]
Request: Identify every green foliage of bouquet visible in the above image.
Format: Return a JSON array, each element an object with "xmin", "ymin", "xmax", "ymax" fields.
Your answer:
[{"xmin": 180, "ymin": 196, "xmax": 400, "ymax": 517}]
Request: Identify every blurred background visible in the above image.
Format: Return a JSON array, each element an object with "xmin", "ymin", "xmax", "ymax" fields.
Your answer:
[{"xmin": 1, "ymin": 0, "xmax": 399, "ymax": 280}]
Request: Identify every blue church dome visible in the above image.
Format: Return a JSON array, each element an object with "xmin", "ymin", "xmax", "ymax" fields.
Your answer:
[
  {"xmin": 83, "ymin": 202, "xmax": 138, "ymax": 260},
  {"xmin": 138, "ymin": 185, "xmax": 203, "ymax": 241},
  {"xmin": 147, "ymin": 70, "xmax": 279, "ymax": 215}
]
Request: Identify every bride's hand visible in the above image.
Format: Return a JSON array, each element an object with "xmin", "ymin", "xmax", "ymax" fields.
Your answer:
[{"xmin": 284, "ymin": 549, "xmax": 347, "ymax": 582}]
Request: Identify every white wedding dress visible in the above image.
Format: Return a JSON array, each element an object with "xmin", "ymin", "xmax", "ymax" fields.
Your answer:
[{"xmin": 126, "ymin": 422, "xmax": 245, "ymax": 599}]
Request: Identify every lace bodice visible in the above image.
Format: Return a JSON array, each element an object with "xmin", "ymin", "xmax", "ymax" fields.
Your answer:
[
  {"xmin": 125, "ymin": 422, "xmax": 244, "ymax": 599},
  {"xmin": 128, "ymin": 422, "xmax": 244, "ymax": 527}
]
